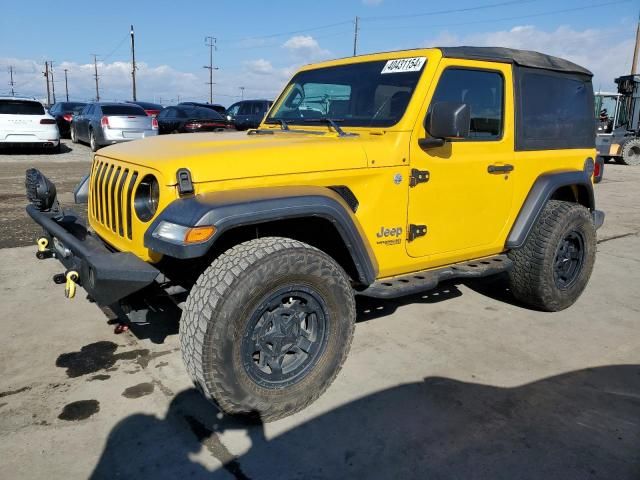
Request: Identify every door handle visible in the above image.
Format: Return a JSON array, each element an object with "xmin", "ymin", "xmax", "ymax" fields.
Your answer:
[{"xmin": 488, "ymin": 164, "xmax": 514, "ymax": 174}]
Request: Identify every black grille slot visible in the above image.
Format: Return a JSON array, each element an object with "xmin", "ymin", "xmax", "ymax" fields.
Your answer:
[
  {"xmin": 126, "ymin": 171, "xmax": 138, "ymax": 239},
  {"xmin": 92, "ymin": 162, "xmax": 104, "ymax": 219},
  {"xmin": 117, "ymin": 169, "xmax": 129, "ymax": 237},
  {"xmin": 110, "ymin": 167, "xmax": 121, "ymax": 232},
  {"xmin": 103, "ymin": 165, "xmax": 115, "ymax": 229},
  {"xmin": 98, "ymin": 162, "xmax": 109, "ymax": 224}
]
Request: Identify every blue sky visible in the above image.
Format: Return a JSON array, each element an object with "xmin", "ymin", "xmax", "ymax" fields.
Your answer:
[{"xmin": 0, "ymin": 0, "xmax": 638, "ymax": 104}]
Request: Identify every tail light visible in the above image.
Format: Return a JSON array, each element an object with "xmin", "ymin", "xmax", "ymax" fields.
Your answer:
[
  {"xmin": 151, "ymin": 117, "xmax": 158, "ymax": 129},
  {"xmin": 593, "ymin": 157, "xmax": 604, "ymax": 184},
  {"xmin": 40, "ymin": 119, "xmax": 56, "ymax": 124},
  {"xmin": 63, "ymin": 114, "xmax": 73, "ymax": 122},
  {"xmin": 185, "ymin": 122, "xmax": 200, "ymax": 129},
  {"xmin": 101, "ymin": 116, "xmax": 110, "ymax": 128}
]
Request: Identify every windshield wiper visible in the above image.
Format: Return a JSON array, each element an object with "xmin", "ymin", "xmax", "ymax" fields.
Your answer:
[
  {"xmin": 265, "ymin": 118, "xmax": 289, "ymax": 130},
  {"xmin": 301, "ymin": 118, "xmax": 356, "ymax": 137}
]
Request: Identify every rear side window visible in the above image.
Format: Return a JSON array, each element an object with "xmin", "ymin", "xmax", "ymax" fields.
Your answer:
[
  {"xmin": 0, "ymin": 100, "xmax": 45, "ymax": 115},
  {"xmin": 101, "ymin": 105, "xmax": 146, "ymax": 116},
  {"xmin": 517, "ymin": 68, "xmax": 595, "ymax": 150},
  {"xmin": 430, "ymin": 68, "xmax": 504, "ymax": 140}
]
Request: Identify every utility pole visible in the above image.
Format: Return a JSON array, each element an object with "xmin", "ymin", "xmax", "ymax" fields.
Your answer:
[
  {"xmin": 91, "ymin": 54, "xmax": 100, "ymax": 102},
  {"xmin": 49, "ymin": 61, "xmax": 56, "ymax": 104},
  {"xmin": 64, "ymin": 69, "xmax": 69, "ymax": 101},
  {"xmin": 8, "ymin": 66, "xmax": 15, "ymax": 96},
  {"xmin": 632, "ymin": 11, "xmax": 640, "ymax": 74},
  {"xmin": 204, "ymin": 36, "xmax": 218, "ymax": 104},
  {"xmin": 130, "ymin": 25, "xmax": 137, "ymax": 101},
  {"xmin": 43, "ymin": 61, "xmax": 51, "ymax": 106},
  {"xmin": 239, "ymin": 86, "xmax": 245, "ymax": 100},
  {"xmin": 353, "ymin": 16, "xmax": 360, "ymax": 56}
]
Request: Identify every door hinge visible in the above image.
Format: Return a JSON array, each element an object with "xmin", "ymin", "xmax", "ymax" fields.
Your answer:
[
  {"xmin": 408, "ymin": 224, "xmax": 427, "ymax": 241},
  {"xmin": 409, "ymin": 169, "xmax": 430, "ymax": 187}
]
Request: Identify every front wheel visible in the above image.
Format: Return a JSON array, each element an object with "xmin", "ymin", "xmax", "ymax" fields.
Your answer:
[
  {"xmin": 508, "ymin": 200, "xmax": 596, "ymax": 311},
  {"xmin": 180, "ymin": 237, "xmax": 356, "ymax": 421},
  {"xmin": 618, "ymin": 138, "xmax": 640, "ymax": 166}
]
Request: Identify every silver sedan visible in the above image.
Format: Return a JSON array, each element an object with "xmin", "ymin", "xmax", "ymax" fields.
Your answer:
[{"xmin": 71, "ymin": 102, "xmax": 158, "ymax": 151}]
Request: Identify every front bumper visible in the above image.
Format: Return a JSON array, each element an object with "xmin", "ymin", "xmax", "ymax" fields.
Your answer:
[{"xmin": 27, "ymin": 204, "xmax": 159, "ymax": 305}]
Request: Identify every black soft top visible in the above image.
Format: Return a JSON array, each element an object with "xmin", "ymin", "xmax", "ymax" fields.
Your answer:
[{"xmin": 438, "ymin": 46, "xmax": 592, "ymax": 76}]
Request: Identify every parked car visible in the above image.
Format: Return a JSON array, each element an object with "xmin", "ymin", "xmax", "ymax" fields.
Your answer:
[
  {"xmin": 156, "ymin": 105, "xmax": 233, "ymax": 134},
  {"xmin": 48, "ymin": 101, "xmax": 87, "ymax": 138},
  {"xmin": 0, "ymin": 97, "xmax": 60, "ymax": 151},
  {"xmin": 126, "ymin": 101, "xmax": 163, "ymax": 117},
  {"xmin": 225, "ymin": 99, "xmax": 273, "ymax": 130},
  {"xmin": 178, "ymin": 102, "xmax": 227, "ymax": 115},
  {"xmin": 71, "ymin": 102, "xmax": 158, "ymax": 151}
]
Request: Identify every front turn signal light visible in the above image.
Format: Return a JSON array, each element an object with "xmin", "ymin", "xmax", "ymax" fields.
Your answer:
[{"xmin": 185, "ymin": 226, "xmax": 216, "ymax": 244}]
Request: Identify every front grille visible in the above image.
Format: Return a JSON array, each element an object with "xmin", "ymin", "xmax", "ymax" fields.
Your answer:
[{"xmin": 89, "ymin": 159, "xmax": 139, "ymax": 240}]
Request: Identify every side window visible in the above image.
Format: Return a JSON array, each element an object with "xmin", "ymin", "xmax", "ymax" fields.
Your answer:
[
  {"xmin": 430, "ymin": 68, "xmax": 504, "ymax": 140},
  {"xmin": 175, "ymin": 108, "xmax": 187, "ymax": 119},
  {"xmin": 518, "ymin": 68, "xmax": 594, "ymax": 150},
  {"xmin": 227, "ymin": 103, "xmax": 240, "ymax": 116},
  {"xmin": 157, "ymin": 108, "xmax": 169, "ymax": 120},
  {"xmin": 238, "ymin": 102, "xmax": 253, "ymax": 115}
]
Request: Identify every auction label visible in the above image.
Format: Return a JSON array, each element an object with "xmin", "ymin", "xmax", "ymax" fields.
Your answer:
[{"xmin": 381, "ymin": 57, "xmax": 426, "ymax": 74}]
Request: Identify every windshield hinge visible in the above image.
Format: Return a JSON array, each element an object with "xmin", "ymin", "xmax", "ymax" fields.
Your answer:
[
  {"xmin": 409, "ymin": 169, "xmax": 430, "ymax": 187},
  {"xmin": 408, "ymin": 224, "xmax": 427, "ymax": 241}
]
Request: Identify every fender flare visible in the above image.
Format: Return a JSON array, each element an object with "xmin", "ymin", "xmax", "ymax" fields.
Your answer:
[
  {"xmin": 505, "ymin": 170, "xmax": 595, "ymax": 249},
  {"xmin": 144, "ymin": 186, "xmax": 378, "ymax": 285}
]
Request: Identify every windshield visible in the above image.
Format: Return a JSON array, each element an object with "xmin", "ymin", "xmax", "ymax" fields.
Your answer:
[
  {"xmin": 62, "ymin": 102, "xmax": 86, "ymax": 113},
  {"xmin": 267, "ymin": 58, "xmax": 426, "ymax": 128}
]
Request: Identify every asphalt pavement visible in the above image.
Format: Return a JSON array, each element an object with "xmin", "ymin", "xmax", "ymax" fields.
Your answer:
[{"xmin": 0, "ymin": 142, "xmax": 638, "ymax": 479}]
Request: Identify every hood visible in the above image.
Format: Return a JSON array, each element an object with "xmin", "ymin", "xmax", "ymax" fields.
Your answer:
[{"xmin": 97, "ymin": 130, "xmax": 368, "ymax": 185}]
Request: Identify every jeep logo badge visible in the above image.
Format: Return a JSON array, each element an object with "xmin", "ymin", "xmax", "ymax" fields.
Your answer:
[{"xmin": 377, "ymin": 226, "xmax": 403, "ymax": 238}]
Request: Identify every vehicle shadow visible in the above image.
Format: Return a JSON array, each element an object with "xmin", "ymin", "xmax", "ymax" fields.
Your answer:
[
  {"xmin": 89, "ymin": 364, "xmax": 640, "ymax": 480},
  {"xmin": 118, "ymin": 283, "xmax": 465, "ymax": 344}
]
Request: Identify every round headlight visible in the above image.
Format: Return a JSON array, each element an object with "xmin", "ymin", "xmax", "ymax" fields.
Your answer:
[
  {"xmin": 25, "ymin": 168, "xmax": 57, "ymax": 211},
  {"xmin": 134, "ymin": 174, "xmax": 160, "ymax": 222}
]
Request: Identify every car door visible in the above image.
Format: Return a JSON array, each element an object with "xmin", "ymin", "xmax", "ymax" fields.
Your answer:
[
  {"xmin": 76, "ymin": 105, "xmax": 91, "ymax": 140},
  {"xmin": 407, "ymin": 60, "xmax": 515, "ymax": 263},
  {"xmin": 156, "ymin": 108, "xmax": 172, "ymax": 134}
]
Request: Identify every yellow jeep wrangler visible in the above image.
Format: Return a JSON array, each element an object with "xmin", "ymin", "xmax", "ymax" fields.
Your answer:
[{"xmin": 26, "ymin": 47, "xmax": 604, "ymax": 420}]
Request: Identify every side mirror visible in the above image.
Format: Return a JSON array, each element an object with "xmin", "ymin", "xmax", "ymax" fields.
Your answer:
[{"xmin": 420, "ymin": 101, "xmax": 470, "ymax": 148}]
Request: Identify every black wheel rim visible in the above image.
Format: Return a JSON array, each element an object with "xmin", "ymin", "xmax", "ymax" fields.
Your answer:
[
  {"xmin": 553, "ymin": 230, "xmax": 585, "ymax": 289},
  {"xmin": 241, "ymin": 286, "xmax": 328, "ymax": 389}
]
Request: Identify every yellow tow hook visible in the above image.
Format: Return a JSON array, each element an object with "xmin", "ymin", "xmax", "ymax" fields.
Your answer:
[
  {"xmin": 65, "ymin": 271, "xmax": 79, "ymax": 299},
  {"xmin": 37, "ymin": 237, "xmax": 49, "ymax": 252}
]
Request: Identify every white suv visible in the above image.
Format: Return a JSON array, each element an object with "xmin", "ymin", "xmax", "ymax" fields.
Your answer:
[{"xmin": 0, "ymin": 97, "xmax": 60, "ymax": 151}]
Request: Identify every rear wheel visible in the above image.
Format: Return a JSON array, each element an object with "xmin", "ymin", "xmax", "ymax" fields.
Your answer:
[
  {"xmin": 180, "ymin": 237, "xmax": 356, "ymax": 421},
  {"xmin": 507, "ymin": 200, "xmax": 596, "ymax": 311},
  {"xmin": 618, "ymin": 138, "xmax": 640, "ymax": 166},
  {"xmin": 89, "ymin": 130, "xmax": 98, "ymax": 152},
  {"xmin": 70, "ymin": 126, "xmax": 78, "ymax": 144}
]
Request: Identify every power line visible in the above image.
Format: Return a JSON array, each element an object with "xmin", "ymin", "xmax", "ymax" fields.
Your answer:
[
  {"xmin": 353, "ymin": 16, "xmax": 359, "ymax": 56},
  {"xmin": 64, "ymin": 69, "xmax": 69, "ymax": 101},
  {"xmin": 49, "ymin": 61, "xmax": 56, "ymax": 104},
  {"xmin": 8, "ymin": 66, "xmax": 15, "ymax": 96},
  {"xmin": 91, "ymin": 54, "xmax": 100, "ymax": 102},
  {"xmin": 361, "ymin": 0, "xmax": 632, "ymax": 33},
  {"xmin": 360, "ymin": 0, "xmax": 537, "ymax": 21},
  {"xmin": 204, "ymin": 36, "xmax": 218, "ymax": 103},
  {"xmin": 131, "ymin": 25, "xmax": 137, "ymax": 101}
]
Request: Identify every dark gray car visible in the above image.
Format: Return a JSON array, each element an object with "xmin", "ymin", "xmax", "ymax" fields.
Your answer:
[
  {"xmin": 226, "ymin": 100, "xmax": 272, "ymax": 130},
  {"xmin": 71, "ymin": 102, "xmax": 158, "ymax": 151}
]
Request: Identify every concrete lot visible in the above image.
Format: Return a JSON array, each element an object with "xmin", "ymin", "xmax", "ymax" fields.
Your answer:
[{"xmin": 0, "ymin": 142, "xmax": 638, "ymax": 479}]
